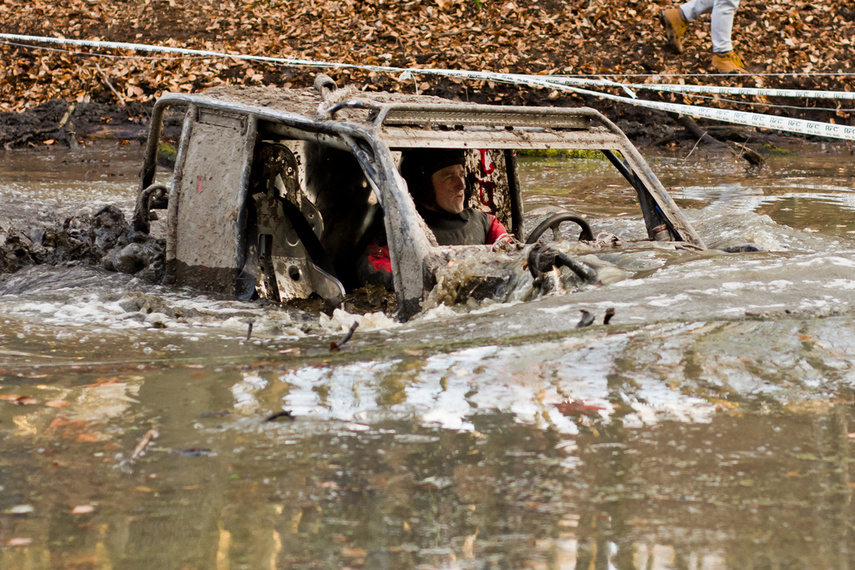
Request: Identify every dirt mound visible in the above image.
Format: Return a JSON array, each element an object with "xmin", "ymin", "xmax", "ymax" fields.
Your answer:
[{"xmin": 0, "ymin": 204, "xmax": 164, "ymax": 281}]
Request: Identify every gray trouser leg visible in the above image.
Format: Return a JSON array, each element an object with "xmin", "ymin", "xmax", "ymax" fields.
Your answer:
[{"xmin": 680, "ymin": 0, "xmax": 741, "ymax": 53}]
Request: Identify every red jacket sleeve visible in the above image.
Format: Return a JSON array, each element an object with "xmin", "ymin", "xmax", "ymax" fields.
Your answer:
[
  {"xmin": 366, "ymin": 241, "xmax": 392, "ymax": 273},
  {"xmin": 356, "ymin": 237, "xmax": 394, "ymax": 290},
  {"xmin": 486, "ymin": 214, "xmax": 509, "ymax": 244}
]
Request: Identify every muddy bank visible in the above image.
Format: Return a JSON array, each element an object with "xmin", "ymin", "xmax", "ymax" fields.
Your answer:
[
  {"xmin": 0, "ymin": 99, "xmax": 183, "ymax": 149},
  {"xmin": 0, "ymin": 89, "xmax": 831, "ymax": 152},
  {"xmin": 3, "ymin": 94, "xmax": 670, "ymax": 150}
]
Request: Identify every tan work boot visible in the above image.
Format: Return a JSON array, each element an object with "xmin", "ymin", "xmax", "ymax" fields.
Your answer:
[
  {"xmin": 712, "ymin": 51, "xmax": 748, "ymax": 73},
  {"xmin": 659, "ymin": 8, "xmax": 688, "ymax": 53}
]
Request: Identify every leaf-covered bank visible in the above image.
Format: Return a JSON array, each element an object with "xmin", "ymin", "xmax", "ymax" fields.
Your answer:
[{"xmin": 0, "ymin": 0, "xmax": 853, "ymax": 145}]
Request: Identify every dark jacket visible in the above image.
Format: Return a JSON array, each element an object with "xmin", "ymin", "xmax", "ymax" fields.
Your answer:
[{"xmin": 416, "ymin": 207, "xmax": 506, "ymax": 246}]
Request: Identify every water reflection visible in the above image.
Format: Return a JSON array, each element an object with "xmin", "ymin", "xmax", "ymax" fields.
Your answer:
[
  {"xmin": 2, "ymin": 353, "xmax": 854, "ymax": 568},
  {"xmin": 518, "ymin": 149, "xmax": 855, "ymax": 239},
  {"xmin": 0, "ymin": 142, "xmax": 141, "ymax": 204},
  {"xmin": 3, "ymin": 144, "xmax": 855, "ymax": 568}
]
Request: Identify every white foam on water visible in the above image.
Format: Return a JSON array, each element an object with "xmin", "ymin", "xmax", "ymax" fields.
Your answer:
[
  {"xmin": 825, "ymin": 279, "xmax": 855, "ymax": 290},
  {"xmin": 245, "ymin": 328, "xmax": 743, "ymax": 435}
]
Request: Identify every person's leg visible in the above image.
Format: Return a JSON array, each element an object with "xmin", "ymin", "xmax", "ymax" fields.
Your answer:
[
  {"xmin": 660, "ymin": 0, "xmax": 717, "ymax": 53},
  {"xmin": 662, "ymin": 0, "xmax": 746, "ymax": 71},
  {"xmin": 709, "ymin": 0, "xmax": 746, "ymax": 72},
  {"xmin": 679, "ymin": 0, "xmax": 715, "ymax": 22},
  {"xmin": 710, "ymin": 0, "xmax": 740, "ymax": 53}
]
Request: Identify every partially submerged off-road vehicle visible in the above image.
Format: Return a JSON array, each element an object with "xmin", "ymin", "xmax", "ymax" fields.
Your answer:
[{"xmin": 133, "ymin": 76, "xmax": 705, "ymax": 319}]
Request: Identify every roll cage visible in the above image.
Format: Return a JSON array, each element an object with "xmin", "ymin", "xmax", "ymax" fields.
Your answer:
[{"xmin": 133, "ymin": 80, "xmax": 704, "ymax": 320}]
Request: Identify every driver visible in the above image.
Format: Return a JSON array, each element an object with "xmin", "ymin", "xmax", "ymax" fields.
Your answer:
[
  {"xmin": 358, "ymin": 148, "xmax": 510, "ymax": 289},
  {"xmin": 402, "ymin": 148, "xmax": 509, "ymax": 246}
]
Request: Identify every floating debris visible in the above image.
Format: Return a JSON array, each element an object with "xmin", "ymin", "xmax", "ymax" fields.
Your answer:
[
  {"xmin": 330, "ymin": 321, "xmax": 359, "ymax": 352},
  {"xmin": 264, "ymin": 410, "xmax": 295, "ymax": 422},
  {"xmin": 200, "ymin": 411, "xmax": 231, "ymax": 418},
  {"xmin": 604, "ymin": 307, "xmax": 616, "ymax": 325},
  {"xmin": 169, "ymin": 447, "xmax": 216, "ymax": 457},
  {"xmin": 554, "ymin": 400, "xmax": 605, "ymax": 418},
  {"xmin": 116, "ymin": 427, "xmax": 159, "ymax": 473},
  {"xmin": 576, "ymin": 310, "xmax": 595, "ymax": 328}
]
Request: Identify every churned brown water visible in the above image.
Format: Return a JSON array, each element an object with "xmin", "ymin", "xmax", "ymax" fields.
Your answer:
[{"xmin": 2, "ymin": 141, "xmax": 855, "ymax": 568}]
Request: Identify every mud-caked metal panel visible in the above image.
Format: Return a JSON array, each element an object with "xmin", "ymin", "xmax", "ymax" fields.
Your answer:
[
  {"xmin": 380, "ymin": 106, "xmax": 592, "ymax": 129},
  {"xmin": 250, "ymin": 142, "xmax": 345, "ymax": 305},
  {"xmin": 376, "ymin": 126, "xmax": 625, "ymax": 150},
  {"xmin": 169, "ymin": 108, "xmax": 255, "ymax": 293},
  {"xmin": 253, "ymin": 176, "xmax": 315, "ymax": 301}
]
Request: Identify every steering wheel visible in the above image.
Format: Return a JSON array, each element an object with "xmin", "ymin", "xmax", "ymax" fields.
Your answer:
[{"xmin": 525, "ymin": 212, "xmax": 594, "ymax": 244}]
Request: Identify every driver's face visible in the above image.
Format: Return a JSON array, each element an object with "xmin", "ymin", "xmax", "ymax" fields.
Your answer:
[{"xmin": 431, "ymin": 164, "xmax": 466, "ymax": 214}]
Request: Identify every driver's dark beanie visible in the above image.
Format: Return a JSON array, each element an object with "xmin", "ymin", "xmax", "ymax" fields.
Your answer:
[{"xmin": 400, "ymin": 149, "xmax": 466, "ymax": 208}]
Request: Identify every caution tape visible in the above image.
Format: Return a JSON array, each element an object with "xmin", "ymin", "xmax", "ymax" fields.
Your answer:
[
  {"xmin": 517, "ymin": 76, "xmax": 855, "ymax": 141},
  {"xmin": 2, "ymin": 32, "xmax": 854, "ymax": 141},
  {"xmin": 544, "ymin": 77, "xmax": 855, "ymax": 101}
]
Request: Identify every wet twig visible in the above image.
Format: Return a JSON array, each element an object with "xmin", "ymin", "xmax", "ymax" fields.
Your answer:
[
  {"xmin": 683, "ymin": 135, "xmax": 704, "ymax": 160},
  {"xmin": 96, "ymin": 63, "xmax": 127, "ymax": 105},
  {"xmin": 115, "ymin": 427, "xmax": 159, "ymax": 474},
  {"xmin": 670, "ymin": 113, "xmax": 764, "ymax": 166},
  {"xmin": 330, "ymin": 321, "xmax": 359, "ymax": 352},
  {"xmin": 730, "ymin": 141, "xmax": 765, "ymax": 166}
]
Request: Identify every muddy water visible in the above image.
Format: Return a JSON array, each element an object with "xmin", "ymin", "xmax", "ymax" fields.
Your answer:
[{"xmin": 2, "ymin": 141, "xmax": 855, "ymax": 568}]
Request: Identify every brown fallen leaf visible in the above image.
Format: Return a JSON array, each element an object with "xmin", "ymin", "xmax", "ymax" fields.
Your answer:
[
  {"xmin": 76, "ymin": 432, "xmax": 100, "ymax": 443},
  {"xmin": 0, "ymin": 0, "xmax": 852, "ymax": 150},
  {"xmin": 0, "ymin": 395, "xmax": 39, "ymax": 405},
  {"xmin": 341, "ymin": 548, "xmax": 367, "ymax": 558},
  {"xmin": 554, "ymin": 400, "xmax": 604, "ymax": 417},
  {"xmin": 85, "ymin": 377, "xmax": 122, "ymax": 387}
]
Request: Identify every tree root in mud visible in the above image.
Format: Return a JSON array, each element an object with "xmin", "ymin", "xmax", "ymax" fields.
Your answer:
[
  {"xmin": 660, "ymin": 113, "xmax": 765, "ymax": 166},
  {"xmin": 0, "ymin": 205, "xmax": 165, "ymax": 282}
]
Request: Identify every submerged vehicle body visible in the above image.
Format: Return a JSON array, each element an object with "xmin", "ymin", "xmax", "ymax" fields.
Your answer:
[{"xmin": 133, "ymin": 76, "xmax": 706, "ymax": 319}]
